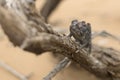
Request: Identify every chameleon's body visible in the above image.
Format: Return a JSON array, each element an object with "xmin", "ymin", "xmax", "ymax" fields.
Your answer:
[{"xmin": 68, "ymin": 20, "xmax": 91, "ymax": 54}]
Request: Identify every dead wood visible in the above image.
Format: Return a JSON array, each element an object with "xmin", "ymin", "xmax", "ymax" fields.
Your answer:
[
  {"xmin": 92, "ymin": 31, "xmax": 120, "ymax": 42},
  {"xmin": 43, "ymin": 57, "xmax": 70, "ymax": 80},
  {"xmin": 40, "ymin": 0, "xmax": 62, "ymax": 22},
  {"xmin": 0, "ymin": 0, "xmax": 120, "ymax": 80},
  {"xmin": 0, "ymin": 61, "xmax": 32, "ymax": 80}
]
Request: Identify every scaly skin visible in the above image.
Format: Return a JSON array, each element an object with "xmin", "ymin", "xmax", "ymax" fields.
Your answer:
[{"xmin": 68, "ymin": 20, "xmax": 91, "ymax": 54}]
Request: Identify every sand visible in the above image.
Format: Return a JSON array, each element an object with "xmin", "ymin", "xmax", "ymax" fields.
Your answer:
[{"xmin": 0, "ymin": 0, "xmax": 120, "ymax": 80}]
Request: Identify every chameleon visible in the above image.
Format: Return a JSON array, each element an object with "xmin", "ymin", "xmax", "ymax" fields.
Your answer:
[{"xmin": 68, "ymin": 20, "xmax": 91, "ymax": 54}]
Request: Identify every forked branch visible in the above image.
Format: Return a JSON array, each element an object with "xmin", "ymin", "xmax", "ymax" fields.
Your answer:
[{"xmin": 0, "ymin": 0, "xmax": 120, "ymax": 80}]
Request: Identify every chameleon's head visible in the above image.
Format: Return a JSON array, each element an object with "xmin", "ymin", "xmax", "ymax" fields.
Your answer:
[{"xmin": 77, "ymin": 21, "xmax": 85, "ymax": 28}]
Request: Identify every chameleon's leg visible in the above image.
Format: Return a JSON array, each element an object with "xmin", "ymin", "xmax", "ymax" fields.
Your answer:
[
  {"xmin": 79, "ymin": 42, "xmax": 88, "ymax": 49},
  {"xmin": 79, "ymin": 41, "xmax": 91, "ymax": 54},
  {"xmin": 87, "ymin": 43, "xmax": 91, "ymax": 54}
]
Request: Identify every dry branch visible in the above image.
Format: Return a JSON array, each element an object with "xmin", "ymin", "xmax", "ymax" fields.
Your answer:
[
  {"xmin": 0, "ymin": 0, "xmax": 120, "ymax": 80},
  {"xmin": 18, "ymin": 32, "xmax": 120, "ymax": 80},
  {"xmin": 0, "ymin": 61, "xmax": 32, "ymax": 80},
  {"xmin": 92, "ymin": 31, "xmax": 120, "ymax": 42},
  {"xmin": 43, "ymin": 57, "xmax": 70, "ymax": 80},
  {"xmin": 40, "ymin": 0, "xmax": 62, "ymax": 22}
]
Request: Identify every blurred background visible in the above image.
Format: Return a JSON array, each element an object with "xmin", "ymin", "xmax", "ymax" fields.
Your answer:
[{"xmin": 0, "ymin": 0, "xmax": 120, "ymax": 80}]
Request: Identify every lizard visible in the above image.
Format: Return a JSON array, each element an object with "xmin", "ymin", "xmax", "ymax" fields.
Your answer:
[{"xmin": 68, "ymin": 20, "xmax": 91, "ymax": 54}]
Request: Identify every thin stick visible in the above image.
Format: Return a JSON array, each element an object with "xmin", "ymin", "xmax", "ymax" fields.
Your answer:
[
  {"xmin": 43, "ymin": 57, "xmax": 71, "ymax": 80},
  {"xmin": 0, "ymin": 61, "xmax": 31, "ymax": 80},
  {"xmin": 40, "ymin": 0, "xmax": 62, "ymax": 22},
  {"xmin": 92, "ymin": 31, "xmax": 120, "ymax": 42}
]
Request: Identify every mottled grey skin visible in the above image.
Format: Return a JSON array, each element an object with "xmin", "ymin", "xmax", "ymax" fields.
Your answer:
[{"xmin": 68, "ymin": 20, "xmax": 91, "ymax": 54}]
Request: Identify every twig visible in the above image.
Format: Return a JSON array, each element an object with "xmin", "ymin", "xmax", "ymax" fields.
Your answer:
[
  {"xmin": 0, "ymin": 0, "xmax": 6, "ymax": 6},
  {"xmin": 0, "ymin": 0, "xmax": 120, "ymax": 80},
  {"xmin": 92, "ymin": 31, "xmax": 120, "ymax": 42},
  {"xmin": 17, "ymin": 33, "xmax": 120, "ymax": 80},
  {"xmin": 43, "ymin": 57, "xmax": 71, "ymax": 80},
  {"xmin": 0, "ymin": 61, "xmax": 32, "ymax": 80},
  {"xmin": 40, "ymin": 0, "xmax": 62, "ymax": 22}
]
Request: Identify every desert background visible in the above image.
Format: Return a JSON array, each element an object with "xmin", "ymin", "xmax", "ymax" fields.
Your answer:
[{"xmin": 0, "ymin": 0, "xmax": 120, "ymax": 80}]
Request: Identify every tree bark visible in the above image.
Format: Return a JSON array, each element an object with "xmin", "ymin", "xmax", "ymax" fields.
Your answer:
[{"xmin": 0, "ymin": 0, "xmax": 120, "ymax": 80}]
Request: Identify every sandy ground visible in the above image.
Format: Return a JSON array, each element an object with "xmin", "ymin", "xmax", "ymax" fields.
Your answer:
[{"xmin": 0, "ymin": 0, "xmax": 120, "ymax": 80}]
